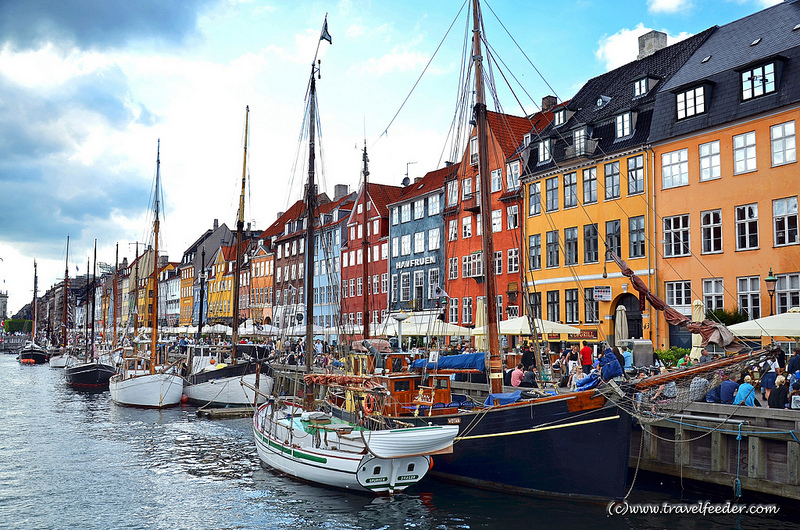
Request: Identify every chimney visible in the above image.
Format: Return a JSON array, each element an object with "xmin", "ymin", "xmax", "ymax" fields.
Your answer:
[
  {"xmin": 541, "ymin": 95, "xmax": 557, "ymax": 113},
  {"xmin": 637, "ymin": 30, "xmax": 667, "ymax": 60},
  {"xmin": 334, "ymin": 184, "xmax": 349, "ymax": 201},
  {"xmin": 414, "ymin": 177, "xmax": 422, "ymax": 183},
  {"xmin": 213, "ymin": 218, "xmax": 219, "ymax": 231},
  {"xmin": 277, "ymin": 211, "xmax": 284, "ymax": 220}
]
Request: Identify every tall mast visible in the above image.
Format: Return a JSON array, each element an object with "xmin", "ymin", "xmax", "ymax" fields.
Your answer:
[
  {"xmin": 84, "ymin": 256, "xmax": 89, "ymax": 356},
  {"xmin": 473, "ymin": 0, "xmax": 503, "ymax": 394},
  {"xmin": 197, "ymin": 248, "xmax": 206, "ymax": 342},
  {"xmin": 304, "ymin": 65, "xmax": 318, "ymax": 374},
  {"xmin": 133, "ymin": 242, "xmax": 139, "ymax": 340},
  {"xmin": 113, "ymin": 243, "xmax": 118, "ymax": 350},
  {"xmin": 231, "ymin": 105, "xmax": 249, "ymax": 364},
  {"xmin": 361, "ymin": 141, "xmax": 370, "ymax": 339},
  {"xmin": 91, "ymin": 239, "xmax": 97, "ymax": 359},
  {"xmin": 150, "ymin": 140, "xmax": 161, "ymax": 374},
  {"xmin": 32, "ymin": 260, "xmax": 38, "ymax": 341},
  {"xmin": 62, "ymin": 237, "xmax": 69, "ymax": 349}
]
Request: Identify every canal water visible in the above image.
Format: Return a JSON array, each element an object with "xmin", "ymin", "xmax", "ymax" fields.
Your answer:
[{"xmin": 0, "ymin": 354, "xmax": 794, "ymax": 529}]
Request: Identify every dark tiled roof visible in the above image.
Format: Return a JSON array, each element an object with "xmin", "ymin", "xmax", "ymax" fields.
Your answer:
[{"xmin": 651, "ymin": 1, "xmax": 800, "ymax": 142}]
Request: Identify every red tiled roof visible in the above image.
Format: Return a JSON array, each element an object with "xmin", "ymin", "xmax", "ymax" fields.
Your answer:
[
  {"xmin": 485, "ymin": 110, "xmax": 538, "ymax": 160},
  {"xmin": 393, "ymin": 164, "xmax": 455, "ymax": 204}
]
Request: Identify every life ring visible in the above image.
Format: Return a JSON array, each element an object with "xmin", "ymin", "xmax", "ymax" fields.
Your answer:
[{"xmin": 364, "ymin": 394, "xmax": 377, "ymax": 414}]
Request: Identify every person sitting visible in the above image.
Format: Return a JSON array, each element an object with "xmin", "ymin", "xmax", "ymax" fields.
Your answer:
[
  {"xmin": 676, "ymin": 354, "xmax": 693, "ymax": 369},
  {"xmin": 704, "ymin": 383, "xmax": 721, "ymax": 403},
  {"xmin": 786, "ymin": 348, "xmax": 800, "ymax": 376},
  {"xmin": 510, "ymin": 363, "xmax": 525, "ymax": 387},
  {"xmin": 689, "ymin": 376, "xmax": 710, "ymax": 401},
  {"xmin": 611, "ymin": 347, "xmax": 625, "ymax": 372},
  {"xmin": 698, "ymin": 348, "xmax": 710, "ymax": 364},
  {"xmin": 720, "ymin": 375, "xmax": 739, "ymax": 404},
  {"xmin": 790, "ymin": 381, "xmax": 800, "ymax": 410},
  {"xmin": 768, "ymin": 375, "xmax": 789, "ymax": 409},
  {"xmin": 598, "ymin": 347, "xmax": 623, "ymax": 382},
  {"xmin": 520, "ymin": 366, "xmax": 538, "ymax": 388},
  {"xmin": 734, "ymin": 375, "xmax": 756, "ymax": 406},
  {"xmin": 568, "ymin": 364, "xmax": 583, "ymax": 391},
  {"xmin": 622, "ymin": 347, "xmax": 633, "ymax": 371}
]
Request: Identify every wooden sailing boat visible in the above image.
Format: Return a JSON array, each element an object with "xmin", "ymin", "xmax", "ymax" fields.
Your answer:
[
  {"xmin": 251, "ymin": 17, "xmax": 458, "ymax": 494},
  {"xmin": 184, "ymin": 106, "xmax": 273, "ymax": 407},
  {"xmin": 49, "ymin": 236, "xmax": 75, "ymax": 368},
  {"xmin": 109, "ymin": 140, "xmax": 184, "ymax": 407},
  {"xmin": 19, "ymin": 260, "xmax": 48, "ymax": 364}
]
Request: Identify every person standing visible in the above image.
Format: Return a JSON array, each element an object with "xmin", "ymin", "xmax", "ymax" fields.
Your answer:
[
  {"xmin": 580, "ymin": 341, "xmax": 593, "ymax": 375},
  {"xmin": 786, "ymin": 348, "xmax": 800, "ymax": 375}
]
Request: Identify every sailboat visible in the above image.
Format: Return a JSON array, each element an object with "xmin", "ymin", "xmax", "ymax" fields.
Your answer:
[
  {"xmin": 109, "ymin": 141, "xmax": 184, "ymax": 407},
  {"xmin": 18, "ymin": 260, "xmax": 48, "ymax": 364},
  {"xmin": 65, "ymin": 240, "xmax": 116, "ymax": 389},
  {"xmin": 184, "ymin": 106, "xmax": 273, "ymax": 407},
  {"xmin": 252, "ymin": 18, "xmax": 458, "ymax": 494},
  {"xmin": 48, "ymin": 238, "xmax": 72, "ymax": 369}
]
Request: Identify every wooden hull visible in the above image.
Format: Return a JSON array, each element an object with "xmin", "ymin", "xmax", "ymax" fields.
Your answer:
[
  {"xmin": 65, "ymin": 361, "xmax": 116, "ymax": 390},
  {"xmin": 18, "ymin": 343, "xmax": 48, "ymax": 364},
  {"xmin": 109, "ymin": 372, "xmax": 184, "ymax": 408}
]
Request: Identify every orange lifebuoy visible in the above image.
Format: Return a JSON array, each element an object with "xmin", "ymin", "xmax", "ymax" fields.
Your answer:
[{"xmin": 364, "ymin": 394, "xmax": 377, "ymax": 414}]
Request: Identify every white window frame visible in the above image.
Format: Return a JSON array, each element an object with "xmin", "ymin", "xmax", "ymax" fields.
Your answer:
[
  {"xmin": 615, "ymin": 112, "xmax": 631, "ymax": 138},
  {"xmin": 703, "ymin": 278, "xmax": 724, "ymax": 311},
  {"xmin": 662, "ymin": 148, "xmax": 688, "ymax": 189},
  {"xmin": 448, "ymin": 219, "xmax": 458, "ymax": 241},
  {"xmin": 665, "ymin": 280, "xmax": 692, "ymax": 307},
  {"xmin": 400, "ymin": 273, "xmax": 411, "ymax": 302},
  {"xmin": 735, "ymin": 203, "xmax": 759, "ymax": 251},
  {"xmin": 507, "ymin": 205, "xmax": 519, "ymax": 229},
  {"xmin": 508, "ymin": 248, "xmax": 519, "ymax": 274},
  {"xmin": 776, "ymin": 273, "xmax": 800, "ymax": 314},
  {"xmin": 699, "ymin": 140, "xmax": 721, "ymax": 181},
  {"xmin": 737, "ymin": 276, "xmax": 761, "ymax": 319},
  {"xmin": 528, "ymin": 181, "xmax": 541, "ymax": 216},
  {"xmin": 771, "ymin": 121, "xmax": 796, "ymax": 167},
  {"xmin": 663, "ymin": 214, "xmax": 690, "ymax": 258},
  {"xmin": 447, "ymin": 180, "xmax": 459, "ymax": 206},
  {"xmin": 428, "ymin": 228, "xmax": 440, "ymax": 251},
  {"xmin": 564, "ymin": 172, "xmax": 577, "ymax": 208},
  {"xmin": 414, "ymin": 199, "xmax": 425, "ymax": 219},
  {"xmin": 506, "ymin": 161, "xmax": 521, "ymax": 190},
  {"xmin": 538, "ymin": 139, "xmax": 551, "ymax": 163},
  {"xmin": 700, "ymin": 209, "xmax": 723, "ymax": 254},
  {"xmin": 414, "ymin": 232, "xmax": 425, "ymax": 254},
  {"xmin": 773, "ymin": 196, "xmax": 799, "ymax": 247},
  {"xmin": 462, "ymin": 216, "xmax": 472, "ymax": 238},
  {"xmin": 491, "ymin": 209, "xmax": 502, "ymax": 233},
  {"xmin": 428, "ymin": 195, "xmax": 440, "ymax": 216},
  {"xmin": 583, "ymin": 167, "xmax": 597, "ymax": 204},
  {"xmin": 401, "ymin": 234, "xmax": 412, "ymax": 256},
  {"xmin": 733, "ymin": 131, "xmax": 757, "ymax": 174},
  {"xmin": 490, "ymin": 169, "xmax": 502, "ymax": 192},
  {"xmin": 676, "ymin": 86, "xmax": 705, "ymax": 120},
  {"xmin": 741, "ymin": 62, "xmax": 775, "ymax": 101}
]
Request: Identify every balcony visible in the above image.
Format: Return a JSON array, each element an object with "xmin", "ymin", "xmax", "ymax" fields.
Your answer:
[
  {"xmin": 462, "ymin": 192, "xmax": 481, "ymax": 212},
  {"xmin": 565, "ymin": 138, "xmax": 598, "ymax": 159}
]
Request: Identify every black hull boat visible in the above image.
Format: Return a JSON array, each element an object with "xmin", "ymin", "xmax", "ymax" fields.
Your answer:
[
  {"xmin": 18, "ymin": 342, "xmax": 49, "ymax": 364},
  {"xmin": 333, "ymin": 391, "xmax": 630, "ymax": 501},
  {"xmin": 65, "ymin": 361, "xmax": 116, "ymax": 390}
]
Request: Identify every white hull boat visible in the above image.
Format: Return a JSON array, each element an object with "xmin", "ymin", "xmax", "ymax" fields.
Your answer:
[
  {"xmin": 252, "ymin": 401, "xmax": 458, "ymax": 494},
  {"xmin": 184, "ymin": 371, "xmax": 272, "ymax": 406},
  {"xmin": 110, "ymin": 370, "xmax": 184, "ymax": 408}
]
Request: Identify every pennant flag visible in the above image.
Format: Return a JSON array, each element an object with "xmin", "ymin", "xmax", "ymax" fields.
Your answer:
[
  {"xmin": 432, "ymin": 284, "xmax": 449, "ymax": 299},
  {"xmin": 320, "ymin": 17, "xmax": 332, "ymax": 44}
]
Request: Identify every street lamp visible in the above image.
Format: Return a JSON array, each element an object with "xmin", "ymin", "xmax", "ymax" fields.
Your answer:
[{"xmin": 765, "ymin": 267, "xmax": 777, "ymax": 316}]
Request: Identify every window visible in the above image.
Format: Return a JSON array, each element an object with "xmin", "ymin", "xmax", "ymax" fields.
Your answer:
[
  {"xmin": 628, "ymin": 155, "xmax": 644, "ymax": 195},
  {"xmin": 546, "ymin": 291, "xmax": 560, "ymax": 322},
  {"xmin": 699, "ymin": 141, "xmax": 721, "ymax": 181},
  {"xmin": 399, "ymin": 234, "xmax": 410, "ymax": 255},
  {"xmin": 462, "ymin": 253, "xmax": 483, "ymax": 278},
  {"xmin": 400, "ymin": 273, "xmax": 411, "ymax": 302},
  {"xmin": 413, "ymin": 200, "xmax": 424, "ymax": 219},
  {"xmin": 491, "ymin": 169, "xmax": 502, "ymax": 192},
  {"xmin": 737, "ymin": 276, "xmax": 761, "ymax": 319},
  {"xmin": 413, "ymin": 271, "xmax": 424, "ymax": 303},
  {"xmin": 741, "ymin": 62, "xmax": 775, "ymax": 101},
  {"xmin": 776, "ymin": 273, "xmax": 800, "ymax": 314},
  {"xmin": 565, "ymin": 289, "xmax": 579, "ymax": 324},
  {"xmin": 506, "ymin": 161, "xmax": 521, "ymax": 190},
  {"xmin": 507, "ymin": 205, "xmax": 519, "ymax": 229},
  {"xmin": 634, "ymin": 78, "xmax": 648, "ymax": 97},
  {"xmin": 703, "ymin": 278, "xmax": 724, "ymax": 311},
  {"xmin": 448, "ymin": 219, "xmax": 458, "ymax": 241},
  {"xmin": 701, "ymin": 209, "xmax": 722, "ymax": 254},
  {"xmin": 538, "ymin": 139, "xmax": 551, "ymax": 163},
  {"xmin": 463, "ymin": 298, "xmax": 473, "ymax": 324},
  {"xmin": 462, "ymin": 216, "xmax": 472, "ymax": 238},
  {"xmin": 662, "ymin": 149, "xmax": 688, "ymax": 189},
  {"xmin": 604, "ymin": 161, "xmax": 620, "ymax": 200},
  {"xmin": 663, "ymin": 214, "xmax": 690, "ymax": 257},
  {"xmin": 771, "ymin": 121, "xmax": 796, "ymax": 166},
  {"xmin": 508, "ymin": 248, "xmax": 519, "ymax": 274},
  {"xmin": 573, "ymin": 128, "xmax": 587, "ymax": 156},
  {"xmin": 584, "ymin": 224, "xmax": 598, "ymax": 263},
  {"xmin": 428, "ymin": 228, "xmax": 441, "ymax": 250},
  {"xmin": 564, "ymin": 227, "xmax": 578, "ymax": 265},
  {"xmin": 774, "ymin": 196, "xmax": 798, "ymax": 246},
  {"xmin": 401, "ymin": 204, "xmax": 411, "ymax": 223},
  {"xmin": 666, "ymin": 281, "xmax": 692, "ymax": 307},
  {"xmin": 615, "ymin": 112, "xmax": 631, "ymax": 138},
  {"xmin": 629, "ymin": 216, "xmax": 645, "ymax": 258},
  {"xmin": 391, "ymin": 237, "xmax": 399, "ymax": 258},
  {"xmin": 584, "ymin": 288, "xmax": 599, "ymax": 323},
  {"xmin": 733, "ymin": 132, "xmax": 756, "ymax": 174},
  {"xmin": 462, "ymin": 177, "xmax": 472, "ymax": 200},
  {"xmin": 528, "ymin": 292, "xmax": 542, "ymax": 319},
  {"xmin": 583, "ymin": 167, "xmax": 597, "ymax": 204},
  {"xmin": 545, "ymin": 177, "xmax": 558, "ymax": 212},
  {"xmin": 507, "ymin": 305, "xmax": 519, "ymax": 318},
  {"xmin": 564, "ymin": 172, "xmax": 577, "ymax": 208},
  {"xmin": 528, "ymin": 234, "xmax": 541, "ymax": 270},
  {"xmin": 381, "ymin": 273, "xmax": 388, "ymax": 293},
  {"xmin": 492, "ymin": 209, "xmax": 502, "ymax": 232},
  {"xmin": 357, "ymin": 277, "xmax": 363, "ymax": 296},
  {"xmin": 676, "ymin": 86, "xmax": 705, "ymax": 119},
  {"xmin": 529, "ymin": 182, "xmax": 541, "ymax": 215},
  {"xmin": 448, "ymin": 257, "xmax": 458, "ymax": 280},
  {"xmin": 546, "ymin": 230, "xmax": 559, "ymax": 268},
  {"xmin": 349, "ymin": 278, "xmax": 355, "ymax": 298},
  {"xmin": 470, "ymin": 136, "xmax": 478, "ymax": 164},
  {"xmin": 554, "ymin": 108, "xmax": 566, "ymax": 126},
  {"xmin": 494, "ymin": 251, "xmax": 502, "ymax": 275},
  {"xmin": 605, "ymin": 220, "xmax": 621, "ymax": 260},
  {"xmin": 414, "ymin": 232, "xmax": 425, "ymax": 253},
  {"xmin": 449, "ymin": 298, "xmax": 459, "ymax": 323},
  {"xmin": 428, "ymin": 269, "xmax": 440, "ymax": 300},
  {"xmin": 447, "ymin": 180, "xmax": 458, "ymax": 206},
  {"xmin": 735, "ymin": 203, "xmax": 759, "ymax": 250},
  {"xmin": 428, "ymin": 195, "xmax": 440, "ymax": 216}
]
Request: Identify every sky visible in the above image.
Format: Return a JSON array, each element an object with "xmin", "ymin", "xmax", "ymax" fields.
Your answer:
[{"xmin": 0, "ymin": 0, "xmax": 781, "ymax": 316}]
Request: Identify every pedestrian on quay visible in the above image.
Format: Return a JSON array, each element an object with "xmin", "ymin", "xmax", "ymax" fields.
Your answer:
[{"xmin": 579, "ymin": 341, "xmax": 593, "ymax": 375}]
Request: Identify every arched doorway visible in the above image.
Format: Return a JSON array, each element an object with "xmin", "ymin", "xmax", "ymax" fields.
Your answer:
[{"xmin": 613, "ymin": 294, "xmax": 643, "ymax": 341}]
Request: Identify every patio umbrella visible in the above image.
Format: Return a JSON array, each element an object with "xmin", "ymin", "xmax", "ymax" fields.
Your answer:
[
  {"xmin": 614, "ymin": 305, "xmax": 628, "ymax": 347},
  {"xmin": 728, "ymin": 307, "xmax": 800, "ymax": 345},
  {"xmin": 474, "ymin": 298, "xmax": 487, "ymax": 350},
  {"xmin": 472, "ymin": 316, "xmax": 580, "ymax": 336},
  {"xmin": 690, "ymin": 299, "xmax": 705, "ymax": 361}
]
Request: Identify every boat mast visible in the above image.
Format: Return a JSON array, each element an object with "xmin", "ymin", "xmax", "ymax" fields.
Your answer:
[
  {"xmin": 84, "ymin": 256, "xmax": 89, "ymax": 356},
  {"xmin": 304, "ymin": 65, "xmax": 318, "ymax": 375},
  {"xmin": 32, "ymin": 260, "xmax": 38, "ymax": 342},
  {"xmin": 62, "ymin": 237, "xmax": 69, "ymax": 350},
  {"xmin": 361, "ymin": 141, "xmax": 370, "ymax": 340},
  {"xmin": 197, "ymin": 248, "xmax": 206, "ymax": 343},
  {"xmin": 473, "ymin": 0, "xmax": 503, "ymax": 394},
  {"xmin": 133, "ymin": 242, "xmax": 139, "ymax": 342},
  {"xmin": 113, "ymin": 243, "xmax": 118, "ymax": 350},
  {"xmin": 150, "ymin": 140, "xmax": 161, "ymax": 374},
  {"xmin": 91, "ymin": 239, "xmax": 97, "ymax": 360},
  {"xmin": 231, "ymin": 105, "xmax": 249, "ymax": 364}
]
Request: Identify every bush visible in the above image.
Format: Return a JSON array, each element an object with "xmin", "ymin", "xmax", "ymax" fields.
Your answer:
[
  {"xmin": 706, "ymin": 307, "xmax": 749, "ymax": 326},
  {"xmin": 655, "ymin": 347, "xmax": 690, "ymax": 368}
]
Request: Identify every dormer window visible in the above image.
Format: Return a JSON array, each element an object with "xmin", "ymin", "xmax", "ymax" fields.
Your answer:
[
  {"xmin": 615, "ymin": 112, "xmax": 632, "ymax": 138},
  {"xmin": 523, "ymin": 133, "xmax": 531, "ymax": 146},
  {"xmin": 553, "ymin": 109, "xmax": 566, "ymax": 127},
  {"xmin": 634, "ymin": 78, "xmax": 648, "ymax": 97},
  {"xmin": 676, "ymin": 86, "xmax": 706, "ymax": 120},
  {"xmin": 538, "ymin": 139, "xmax": 551, "ymax": 163},
  {"xmin": 742, "ymin": 62, "xmax": 775, "ymax": 100},
  {"xmin": 573, "ymin": 128, "xmax": 587, "ymax": 156},
  {"xmin": 595, "ymin": 95, "xmax": 610, "ymax": 109},
  {"xmin": 470, "ymin": 137, "xmax": 479, "ymax": 165}
]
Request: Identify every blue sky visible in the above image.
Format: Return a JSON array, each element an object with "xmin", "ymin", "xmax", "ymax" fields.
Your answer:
[{"xmin": 0, "ymin": 0, "xmax": 779, "ymax": 315}]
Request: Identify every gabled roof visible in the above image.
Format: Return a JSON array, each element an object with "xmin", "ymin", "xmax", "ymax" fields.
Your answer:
[
  {"xmin": 350, "ymin": 182, "xmax": 403, "ymax": 220},
  {"xmin": 391, "ymin": 164, "xmax": 455, "ymax": 205},
  {"xmin": 485, "ymin": 111, "xmax": 536, "ymax": 160}
]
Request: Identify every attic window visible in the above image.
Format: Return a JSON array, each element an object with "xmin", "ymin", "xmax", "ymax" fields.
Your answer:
[
  {"xmin": 701, "ymin": 55, "xmax": 711, "ymax": 63},
  {"xmin": 595, "ymin": 95, "xmax": 610, "ymax": 108},
  {"xmin": 634, "ymin": 78, "xmax": 648, "ymax": 97},
  {"xmin": 751, "ymin": 38, "xmax": 761, "ymax": 46},
  {"xmin": 553, "ymin": 109, "xmax": 566, "ymax": 126}
]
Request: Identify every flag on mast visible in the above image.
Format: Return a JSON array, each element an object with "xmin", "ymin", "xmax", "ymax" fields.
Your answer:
[{"xmin": 320, "ymin": 16, "xmax": 332, "ymax": 44}]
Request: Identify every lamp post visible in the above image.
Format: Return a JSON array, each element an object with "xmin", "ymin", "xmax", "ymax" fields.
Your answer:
[
  {"xmin": 392, "ymin": 311, "xmax": 410, "ymax": 352},
  {"xmin": 765, "ymin": 267, "xmax": 777, "ymax": 316}
]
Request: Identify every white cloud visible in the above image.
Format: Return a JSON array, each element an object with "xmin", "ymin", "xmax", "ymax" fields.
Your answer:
[
  {"xmin": 595, "ymin": 24, "xmax": 693, "ymax": 71},
  {"xmin": 647, "ymin": 0, "xmax": 694, "ymax": 14}
]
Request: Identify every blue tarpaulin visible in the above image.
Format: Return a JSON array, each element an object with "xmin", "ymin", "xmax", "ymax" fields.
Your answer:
[
  {"xmin": 409, "ymin": 352, "xmax": 486, "ymax": 372},
  {"xmin": 484, "ymin": 390, "xmax": 522, "ymax": 406}
]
